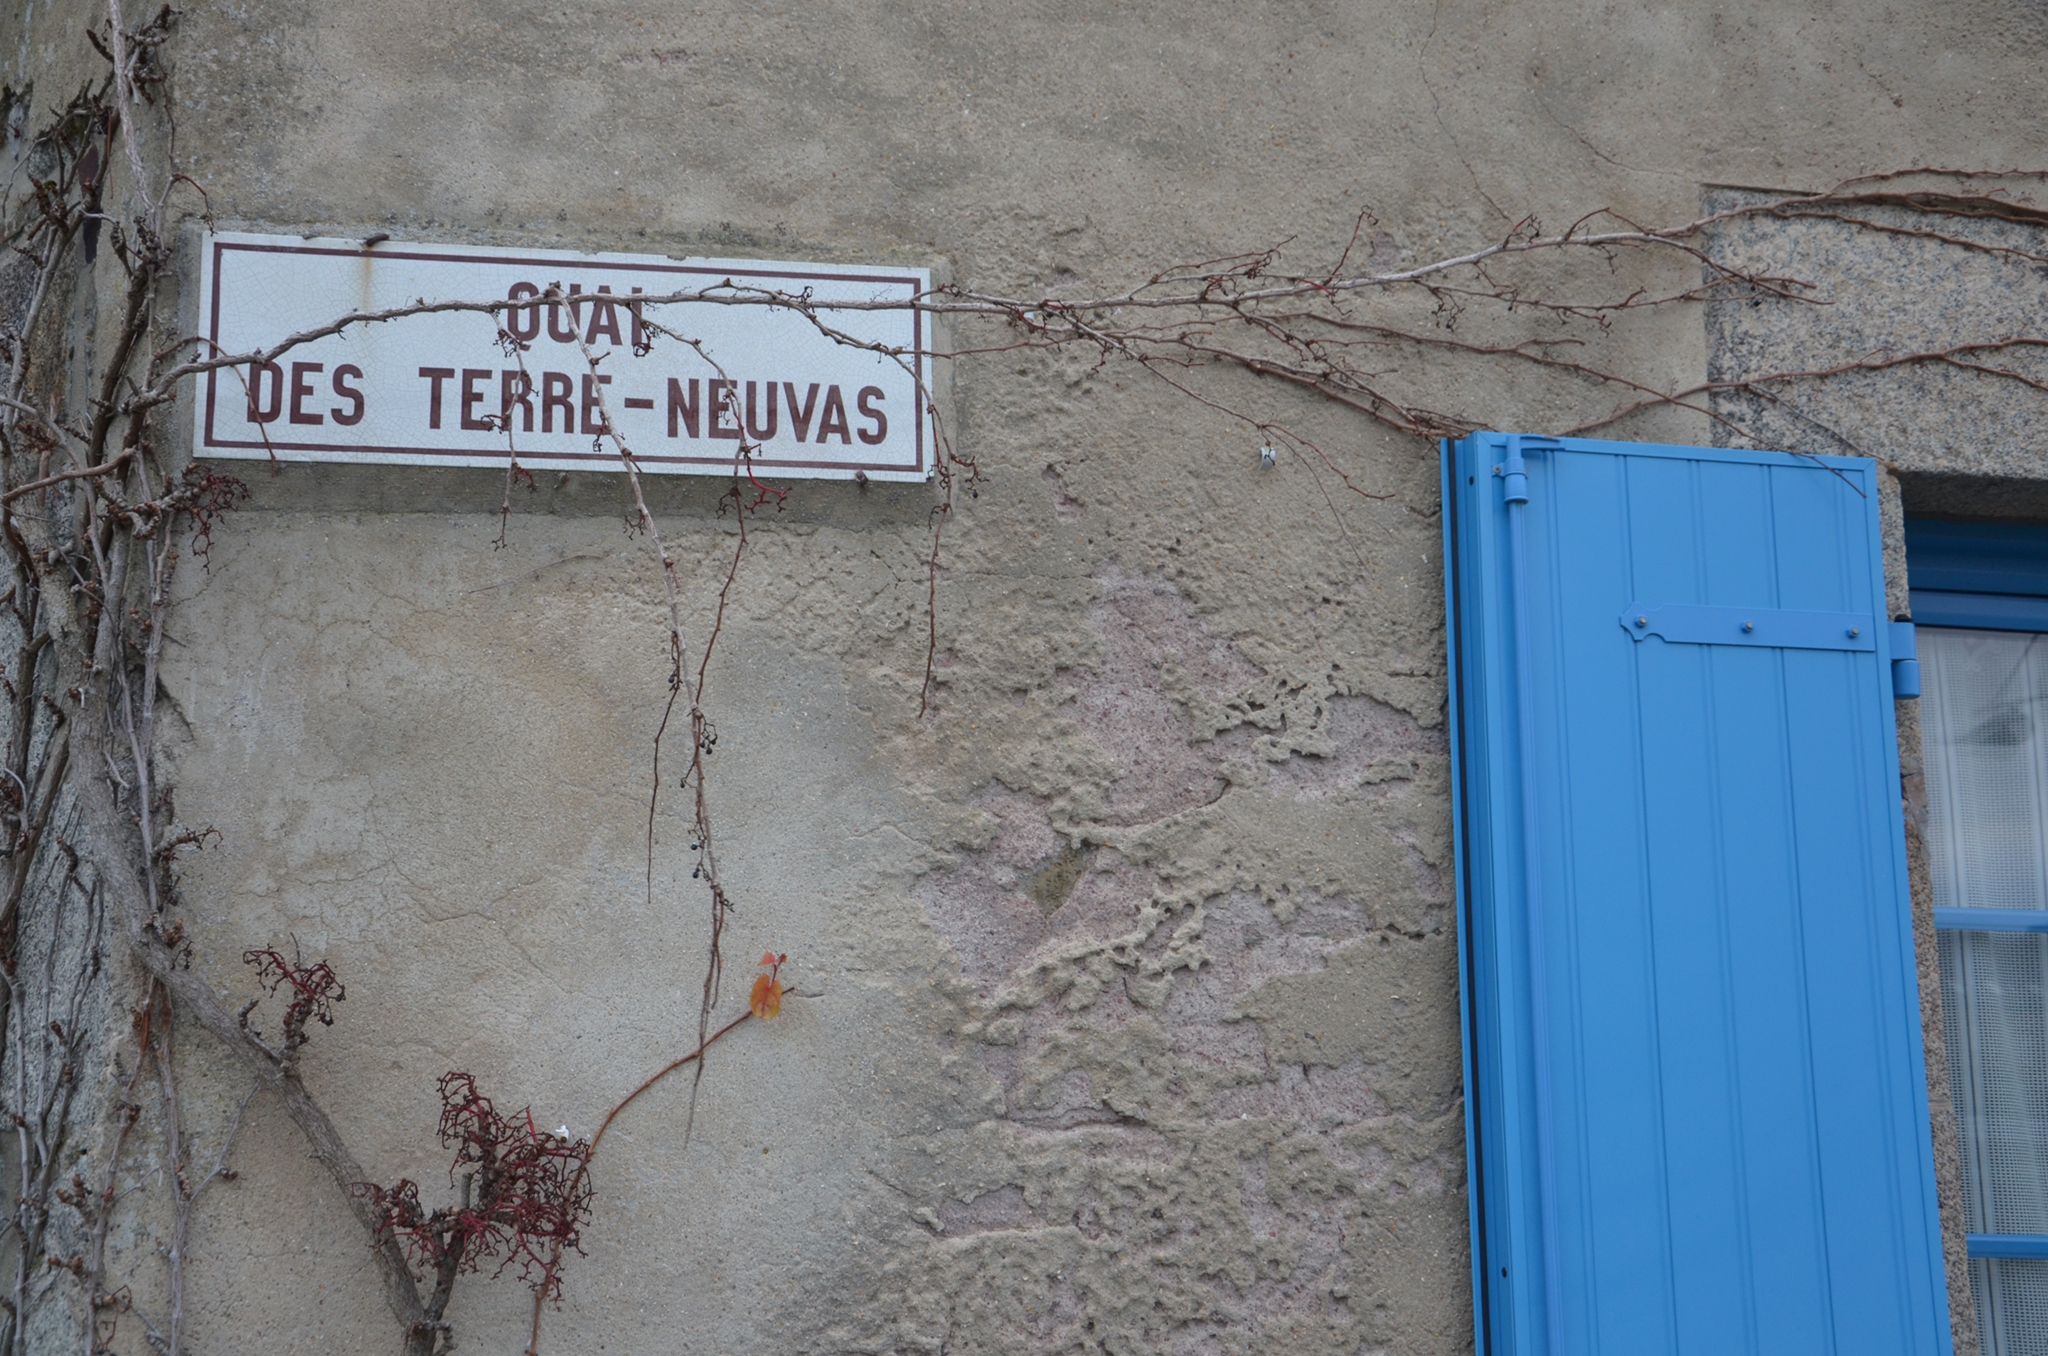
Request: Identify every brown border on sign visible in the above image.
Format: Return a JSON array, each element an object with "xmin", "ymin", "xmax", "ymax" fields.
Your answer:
[{"xmin": 201, "ymin": 239, "xmax": 930, "ymax": 476}]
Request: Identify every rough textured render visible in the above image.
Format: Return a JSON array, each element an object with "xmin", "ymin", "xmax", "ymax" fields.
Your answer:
[{"xmin": 3, "ymin": 1, "xmax": 2046, "ymax": 1353}]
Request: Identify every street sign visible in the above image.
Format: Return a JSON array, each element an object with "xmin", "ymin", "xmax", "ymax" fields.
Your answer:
[{"xmin": 192, "ymin": 232, "xmax": 934, "ymax": 481}]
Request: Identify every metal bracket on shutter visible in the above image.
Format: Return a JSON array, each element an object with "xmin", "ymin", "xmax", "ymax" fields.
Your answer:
[
  {"xmin": 1619, "ymin": 603, "xmax": 1878, "ymax": 652},
  {"xmin": 1889, "ymin": 620, "xmax": 1920, "ymax": 699}
]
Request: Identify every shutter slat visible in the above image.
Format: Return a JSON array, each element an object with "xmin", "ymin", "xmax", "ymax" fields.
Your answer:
[{"xmin": 1547, "ymin": 449, "xmax": 1678, "ymax": 1348}]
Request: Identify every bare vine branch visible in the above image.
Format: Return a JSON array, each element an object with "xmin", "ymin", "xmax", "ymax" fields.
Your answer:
[{"xmin": 4, "ymin": 13, "xmax": 2047, "ymax": 1355}]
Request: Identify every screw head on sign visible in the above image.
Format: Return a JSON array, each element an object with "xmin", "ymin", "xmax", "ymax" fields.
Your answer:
[
  {"xmin": 1742, "ymin": 621, "xmax": 1755, "ymax": 633},
  {"xmin": 1635, "ymin": 616, "xmax": 1647, "ymax": 628},
  {"xmin": 1849, "ymin": 626, "xmax": 1860, "ymax": 638}
]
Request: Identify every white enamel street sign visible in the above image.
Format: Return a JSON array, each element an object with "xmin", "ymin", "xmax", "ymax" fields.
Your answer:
[{"xmin": 192, "ymin": 232, "xmax": 933, "ymax": 481}]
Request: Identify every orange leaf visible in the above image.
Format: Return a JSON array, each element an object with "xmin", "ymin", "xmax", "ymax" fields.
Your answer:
[{"xmin": 750, "ymin": 973, "xmax": 782, "ymax": 1020}]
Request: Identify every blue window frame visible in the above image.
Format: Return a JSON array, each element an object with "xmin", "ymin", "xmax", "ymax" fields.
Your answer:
[
  {"xmin": 1911, "ymin": 517, "xmax": 2048, "ymax": 1353},
  {"xmin": 1909, "ymin": 520, "xmax": 2048, "ymax": 635},
  {"xmin": 1443, "ymin": 434, "xmax": 1953, "ymax": 1355}
]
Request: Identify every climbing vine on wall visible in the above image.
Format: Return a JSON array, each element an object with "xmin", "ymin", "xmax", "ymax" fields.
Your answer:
[{"xmin": 0, "ymin": 6, "xmax": 2042, "ymax": 1355}]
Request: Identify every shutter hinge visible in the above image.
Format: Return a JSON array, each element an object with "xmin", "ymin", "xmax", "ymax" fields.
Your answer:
[
  {"xmin": 1499, "ymin": 435, "xmax": 1563, "ymax": 506},
  {"xmin": 1622, "ymin": 603, "xmax": 1876, "ymax": 651},
  {"xmin": 1890, "ymin": 620, "xmax": 1920, "ymax": 699}
]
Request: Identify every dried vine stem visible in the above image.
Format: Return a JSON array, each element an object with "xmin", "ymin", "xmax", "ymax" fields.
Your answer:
[
  {"xmin": 135, "ymin": 172, "xmax": 2048, "ymax": 436},
  {"xmin": 126, "ymin": 170, "xmax": 2048, "ymax": 693},
  {"xmin": 142, "ymin": 982, "xmax": 256, "ymax": 1356},
  {"xmin": 0, "ymin": 11, "xmax": 443, "ymax": 1354},
  {"xmin": 522, "ymin": 1008, "xmax": 756, "ymax": 1356},
  {"xmin": 0, "ymin": 20, "xmax": 794, "ymax": 1352},
  {"xmin": 6, "ymin": 9, "xmax": 2048, "ymax": 1354},
  {"xmin": 554, "ymin": 294, "xmax": 770, "ymax": 1138}
]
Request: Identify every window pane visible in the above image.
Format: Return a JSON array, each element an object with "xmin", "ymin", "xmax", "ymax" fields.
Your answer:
[
  {"xmin": 1940, "ymin": 929, "xmax": 2048, "ymax": 1235},
  {"xmin": 1974, "ymin": 1259, "xmax": 2048, "ymax": 1356},
  {"xmin": 1924, "ymin": 628, "xmax": 2048, "ymax": 913},
  {"xmin": 1925, "ymin": 626, "xmax": 2048, "ymax": 1356}
]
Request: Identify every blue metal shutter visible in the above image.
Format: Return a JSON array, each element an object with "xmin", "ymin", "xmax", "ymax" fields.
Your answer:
[{"xmin": 1442, "ymin": 433, "xmax": 1952, "ymax": 1356}]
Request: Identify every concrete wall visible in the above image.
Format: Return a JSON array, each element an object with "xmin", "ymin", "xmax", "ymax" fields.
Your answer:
[{"xmin": 9, "ymin": 2, "xmax": 2048, "ymax": 1353}]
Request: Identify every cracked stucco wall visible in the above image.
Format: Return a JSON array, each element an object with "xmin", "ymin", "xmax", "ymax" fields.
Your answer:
[{"xmin": 6, "ymin": 1, "xmax": 2048, "ymax": 1353}]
